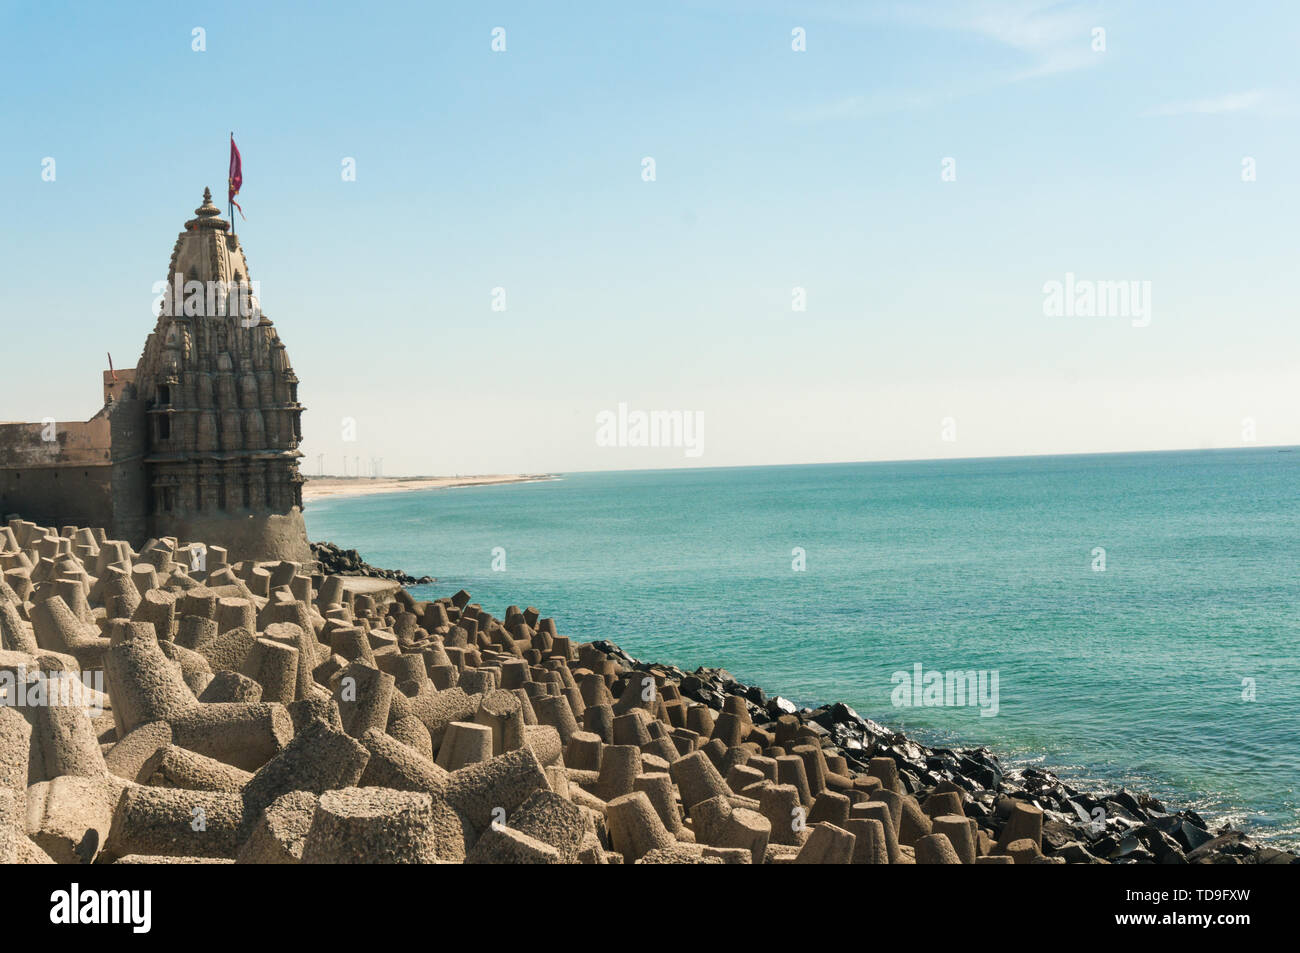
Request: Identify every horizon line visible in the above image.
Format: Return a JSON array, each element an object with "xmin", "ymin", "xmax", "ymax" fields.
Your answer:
[{"xmin": 302, "ymin": 442, "xmax": 1298, "ymax": 481}]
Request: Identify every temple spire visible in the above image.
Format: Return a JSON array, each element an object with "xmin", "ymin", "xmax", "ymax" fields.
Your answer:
[{"xmin": 195, "ymin": 186, "xmax": 222, "ymax": 218}]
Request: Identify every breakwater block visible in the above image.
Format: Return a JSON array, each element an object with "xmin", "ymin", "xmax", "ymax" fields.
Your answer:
[{"xmin": 0, "ymin": 514, "xmax": 1288, "ymax": 865}]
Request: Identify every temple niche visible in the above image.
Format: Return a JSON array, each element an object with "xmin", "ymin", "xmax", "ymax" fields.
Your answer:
[{"xmin": 133, "ymin": 187, "xmax": 309, "ymax": 561}]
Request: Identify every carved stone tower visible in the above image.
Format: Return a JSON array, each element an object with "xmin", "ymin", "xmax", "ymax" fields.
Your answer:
[{"xmin": 132, "ymin": 188, "xmax": 309, "ymax": 561}]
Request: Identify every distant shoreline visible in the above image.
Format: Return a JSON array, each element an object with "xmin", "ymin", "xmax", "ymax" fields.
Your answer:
[{"xmin": 302, "ymin": 473, "xmax": 558, "ymax": 502}]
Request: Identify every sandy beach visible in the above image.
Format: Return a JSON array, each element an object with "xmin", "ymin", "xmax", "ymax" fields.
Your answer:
[{"xmin": 301, "ymin": 473, "xmax": 556, "ymax": 503}]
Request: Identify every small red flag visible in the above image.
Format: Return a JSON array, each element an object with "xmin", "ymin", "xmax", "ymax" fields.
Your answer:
[{"xmin": 228, "ymin": 135, "xmax": 244, "ymax": 218}]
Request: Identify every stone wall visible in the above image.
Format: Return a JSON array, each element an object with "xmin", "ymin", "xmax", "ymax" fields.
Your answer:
[
  {"xmin": 0, "ymin": 464, "xmax": 113, "ymax": 528},
  {"xmin": 0, "ymin": 418, "xmax": 114, "ymax": 528},
  {"xmin": 106, "ymin": 391, "xmax": 149, "ymax": 545}
]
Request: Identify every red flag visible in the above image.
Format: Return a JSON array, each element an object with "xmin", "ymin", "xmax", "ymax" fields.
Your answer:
[{"xmin": 228, "ymin": 135, "xmax": 244, "ymax": 218}]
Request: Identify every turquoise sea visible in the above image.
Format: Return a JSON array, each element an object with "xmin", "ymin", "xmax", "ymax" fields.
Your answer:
[{"xmin": 304, "ymin": 448, "xmax": 1300, "ymax": 845}]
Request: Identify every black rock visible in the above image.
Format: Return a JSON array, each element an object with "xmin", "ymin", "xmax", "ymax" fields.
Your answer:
[
  {"xmin": 766, "ymin": 696, "xmax": 798, "ymax": 718},
  {"xmin": 1185, "ymin": 830, "xmax": 1249, "ymax": 863},
  {"xmin": 1254, "ymin": 847, "xmax": 1300, "ymax": 864},
  {"xmin": 1102, "ymin": 798, "xmax": 1145, "ymax": 825},
  {"xmin": 1116, "ymin": 847, "xmax": 1157, "ymax": 864},
  {"xmin": 1054, "ymin": 841, "xmax": 1106, "ymax": 864},
  {"xmin": 1134, "ymin": 824, "xmax": 1188, "ymax": 864},
  {"xmin": 697, "ymin": 688, "xmax": 725, "ymax": 709},
  {"xmin": 1148, "ymin": 813, "xmax": 1217, "ymax": 853},
  {"xmin": 959, "ymin": 754, "xmax": 1001, "ymax": 789},
  {"xmin": 1108, "ymin": 789, "xmax": 1147, "ymax": 818},
  {"xmin": 310, "ymin": 539, "xmax": 426, "ymax": 586},
  {"xmin": 898, "ymin": 769, "xmax": 922, "ymax": 794},
  {"xmin": 1105, "ymin": 831, "xmax": 1143, "ymax": 859},
  {"xmin": 1066, "ymin": 801, "xmax": 1090, "ymax": 825},
  {"xmin": 1043, "ymin": 820, "xmax": 1082, "ymax": 851},
  {"xmin": 1178, "ymin": 821, "xmax": 1216, "ymax": 853}
]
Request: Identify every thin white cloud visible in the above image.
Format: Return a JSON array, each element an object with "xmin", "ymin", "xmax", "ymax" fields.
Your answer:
[
  {"xmin": 788, "ymin": 0, "xmax": 1105, "ymax": 120},
  {"xmin": 794, "ymin": 88, "xmax": 956, "ymax": 121},
  {"xmin": 1143, "ymin": 90, "xmax": 1268, "ymax": 117},
  {"xmin": 888, "ymin": 0, "xmax": 1102, "ymax": 79}
]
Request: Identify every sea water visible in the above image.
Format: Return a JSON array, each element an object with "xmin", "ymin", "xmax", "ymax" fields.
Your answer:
[{"xmin": 305, "ymin": 448, "xmax": 1300, "ymax": 845}]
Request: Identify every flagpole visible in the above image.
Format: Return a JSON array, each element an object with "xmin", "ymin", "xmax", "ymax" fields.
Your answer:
[{"xmin": 229, "ymin": 131, "xmax": 235, "ymax": 235}]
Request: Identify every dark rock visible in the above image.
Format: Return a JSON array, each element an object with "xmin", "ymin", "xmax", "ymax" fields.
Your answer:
[
  {"xmin": 310, "ymin": 540, "xmax": 431, "ymax": 587},
  {"xmin": 1108, "ymin": 789, "xmax": 1147, "ymax": 818},
  {"xmin": 766, "ymin": 696, "xmax": 798, "ymax": 718},
  {"xmin": 1135, "ymin": 826, "xmax": 1187, "ymax": 864},
  {"xmin": 1042, "ymin": 820, "xmax": 1082, "ymax": 852},
  {"xmin": 1139, "ymin": 794, "xmax": 1167, "ymax": 815},
  {"xmin": 1064, "ymin": 799, "xmax": 1095, "ymax": 827},
  {"xmin": 1104, "ymin": 831, "xmax": 1143, "ymax": 859},
  {"xmin": 1254, "ymin": 847, "xmax": 1300, "ymax": 864},
  {"xmin": 1055, "ymin": 841, "xmax": 1107, "ymax": 864},
  {"xmin": 1115, "ymin": 847, "xmax": 1157, "ymax": 864},
  {"xmin": 959, "ymin": 754, "xmax": 1001, "ymax": 789},
  {"xmin": 1150, "ymin": 813, "xmax": 1217, "ymax": 853},
  {"xmin": 1186, "ymin": 830, "xmax": 1249, "ymax": 863}
]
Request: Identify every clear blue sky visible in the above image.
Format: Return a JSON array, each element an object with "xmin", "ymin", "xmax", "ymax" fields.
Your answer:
[{"xmin": 2, "ymin": 1, "xmax": 1297, "ymax": 475}]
